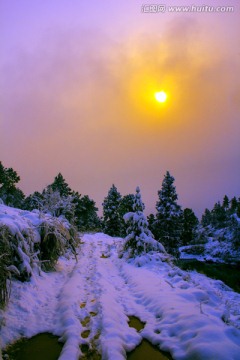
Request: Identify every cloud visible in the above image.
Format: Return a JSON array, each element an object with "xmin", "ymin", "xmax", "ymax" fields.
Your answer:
[{"xmin": 1, "ymin": 17, "xmax": 239, "ymax": 215}]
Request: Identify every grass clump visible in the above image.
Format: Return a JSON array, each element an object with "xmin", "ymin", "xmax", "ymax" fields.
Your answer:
[
  {"xmin": 0, "ymin": 214, "xmax": 79, "ymax": 308},
  {"xmin": 38, "ymin": 219, "xmax": 79, "ymax": 270},
  {"xmin": 0, "ymin": 226, "xmax": 12, "ymax": 308}
]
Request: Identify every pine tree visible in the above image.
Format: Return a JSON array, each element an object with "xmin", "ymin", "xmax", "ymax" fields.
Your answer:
[
  {"xmin": 222, "ymin": 195, "xmax": 229, "ymax": 210},
  {"xmin": 211, "ymin": 201, "xmax": 227, "ymax": 228},
  {"xmin": 102, "ymin": 184, "xmax": 122, "ymax": 236},
  {"xmin": 118, "ymin": 194, "xmax": 135, "ymax": 237},
  {"xmin": 230, "ymin": 197, "xmax": 238, "ymax": 214},
  {"xmin": 201, "ymin": 208, "xmax": 212, "ymax": 226},
  {"xmin": 237, "ymin": 200, "xmax": 240, "ymax": 218},
  {"xmin": 124, "ymin": 187, "xmax": 163, "ymax": 257},
  {"xmin": 23, "ymin": 191, "xmax": 44, "ymax": 210},
  {"xmin": 181, "ymin": 208, "xmax": 199, "ymax": 245},
  {"xmin": 153, "ymin": 171, "xmax": 183, "ymax": 256},
  {"xmin": 147, "ymin": 214, "xmax": 155, "ymax": 230},
  {"xmin": 73, "ymin": 192, "xmax": 100, "ymax": 231},
  {"xmin": 48, "ymin": 173, "xmax": 72, "ymax": 197},
  {"xmin": 0, "ymin": 162, "xmax": 25, "ymax": 207}
]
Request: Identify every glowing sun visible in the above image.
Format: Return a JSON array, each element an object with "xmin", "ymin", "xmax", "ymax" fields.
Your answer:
[{"xmin": 155, "ymin": 91, "xmax": 167, "ymax": 103}]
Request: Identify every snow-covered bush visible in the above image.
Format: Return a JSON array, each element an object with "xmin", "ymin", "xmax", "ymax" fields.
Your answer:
[
  {"xmin": 123, "ymin": 187, "xmax": 165, "ymax": 258},
  {"xmin": 0, "ymin": 204, "xmax": 79, "ymax": 307},
  {"xmin": 38, "ymin": 218, "xmax": 78, "ymax": 270}
]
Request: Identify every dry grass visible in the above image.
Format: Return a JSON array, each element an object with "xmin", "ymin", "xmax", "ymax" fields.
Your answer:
[
  {"xmin": 0, "ymin": 226, "xmax": 12, "ymax": 308},
  {"xmin": 0, "ymin": 217, "xmax": 79, "ymax": 307},
  {"xmin": 38, "ymin": 219, "xmax": 79, "ymax": 270}
]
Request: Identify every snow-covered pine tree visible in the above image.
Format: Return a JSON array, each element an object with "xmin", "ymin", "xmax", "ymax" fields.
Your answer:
[
  {"xmin": 124, "ymin": 186, "xmax": 164, "ymax": 257},
  {"xmin": 153, "ymin": 171, "xmax": 183, "ymax": 256},
  {"xmin": 102, "ymin": 184, "xmax": 122, "ymax": 236}
]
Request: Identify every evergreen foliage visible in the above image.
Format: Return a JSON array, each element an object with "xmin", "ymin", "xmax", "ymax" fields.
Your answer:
[
  {"xmin": 223, "ymin": 195, "xmax": 229, "ymax": 210},
  {"xmin": 200, "ymin": 195, "xmax": 240, "ymax": 230},
  {"xmin": 73, "ymin": 192, "xmax": 101, "ymax": 231},
  {"xmin": 152, "ymin": 171, "xmax": 183, "ymax": 256},
  {"xmin": 47, "ymin": 173, "xmax": 72, "ymax": 197},
  {"xmin": 201, "ymin": 208, "xmax": 212, "ymax": 227},
  {"xmin": 124, "ymin": 187, "xmax": 163, "ymax": 257},
  {"xmin": 102, "ymin": 184, "xmax": 122, "ymax": 236},
  {"xmin": 230, "ymin": 197, "xmax": 238, "ymax": 214},
  {"xmin": 23, "ymin": 191, "xmax": 44, "ymax": 211},
  {"xmin": 211, "ymin": 201, "xmax": 228, "ymax": 228},
  {"xmin": 23, "ymin": 173, "xmax": 100, "ymax": 231},
  {"xmin": 147, "ymin": 214, "xmax": 155, "ymax": 229},
  {"xmin": 118, "ymin": 194, "xmax": 135, "ymax": 237},
  {"xmin": 181, "ymin": 208, "xmax": 199, "ymax": 245},
  {"xmin": 196, "ymin": 194, "xmax": 240, "ymax": 261},
  {"xmin": 0, "ymin": 162, "xmax": 25, "ymax": 208}
]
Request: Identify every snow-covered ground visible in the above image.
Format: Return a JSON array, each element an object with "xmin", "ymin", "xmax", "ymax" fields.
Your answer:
[{"xmin": 1, "ymin": 232, "xmax": 240, "ymax": 359}]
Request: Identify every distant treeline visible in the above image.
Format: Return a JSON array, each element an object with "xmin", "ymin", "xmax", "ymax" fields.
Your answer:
[{"xmin": 0, "ymin": 161, "xmax": 239, "ymax": 255}]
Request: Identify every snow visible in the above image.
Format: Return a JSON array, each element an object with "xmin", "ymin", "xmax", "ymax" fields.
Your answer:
[
  {"xmin": 179, "ymin": 235, "xmax": 240, "ymax": 263},
  {"xmin": 1, "ymin": 214, "xmax": 240, "ymax": 359}
]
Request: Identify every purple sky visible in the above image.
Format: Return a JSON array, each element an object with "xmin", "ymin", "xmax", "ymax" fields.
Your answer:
[{"xmin": 1, "ymin": 0, "xmax": 239, "ymax": 216}]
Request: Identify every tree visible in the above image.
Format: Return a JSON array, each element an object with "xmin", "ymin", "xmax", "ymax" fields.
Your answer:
[
  {"xmin": 118, "ymin": 194, "xmax": 135, "ymax": 237},
  {"xmin": 230, "ymin": 197, "xmax": 238, "ymax": 214},
  {"xmin": 41, "ymin": 188, "xmax": 76, "ymax": 223},
  {"xmin": 211, "ymin": 201, "xmax": 228, "ymax": 228},
  {"xmin": 147, "ymin": 214, "xmax": 156, "ymax": 230},
  {"xmin": 222, "ymin": 195, "xmax": 229, "ymax": 210},
  {"xmin": 181, "ymin": 208, "xmax": 199, "ymax": 245},
  {"xmin": 47, "ymin": 173, "xmax": 72, "ymax": 197},
  {"xmin": 73, "ymin": 192, "xmax": 101, "ymax": 230},
  {"xmin": 124, "ymin": 187, "xmax": 163, "ymax": 257},
  {"xmin": 102, "ymin": 184, "xmax": 122, "ymax": 236},
  {"xmin": 201, "ymin": 208, "xmax": 212, "ymax": 227},
  {"xmin": 153, "ymin": 171, "xmax": 183, "ymax": 256},
  {"xmin": 0, "ymin": 162, "xmax": 25, "ymax": 208},
  {"xmin": 237, "ymin": 200, "xmax": 240, "ymax": 218},
  {"xmin": 23, "ymin": 191, "xmax": 44, "ymax": 211},
  {"xmin": 230, "ymin": 216, "xmax": 240, "ymax": 249}
]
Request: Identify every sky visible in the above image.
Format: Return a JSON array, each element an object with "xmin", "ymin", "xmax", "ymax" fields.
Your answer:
[{"xmin": 0, "ymin": 0, "xmax": 239, "ymax": 217}]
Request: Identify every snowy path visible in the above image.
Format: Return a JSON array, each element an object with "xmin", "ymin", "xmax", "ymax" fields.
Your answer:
[{"xmin": 1, "ymin": 233, "xmax": 240, "ymax": 360}]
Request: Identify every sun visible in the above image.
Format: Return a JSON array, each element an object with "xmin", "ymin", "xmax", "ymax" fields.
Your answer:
[{"xmin": 155, "ymin": 91, "xmax": 167, "ymax": 103}]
